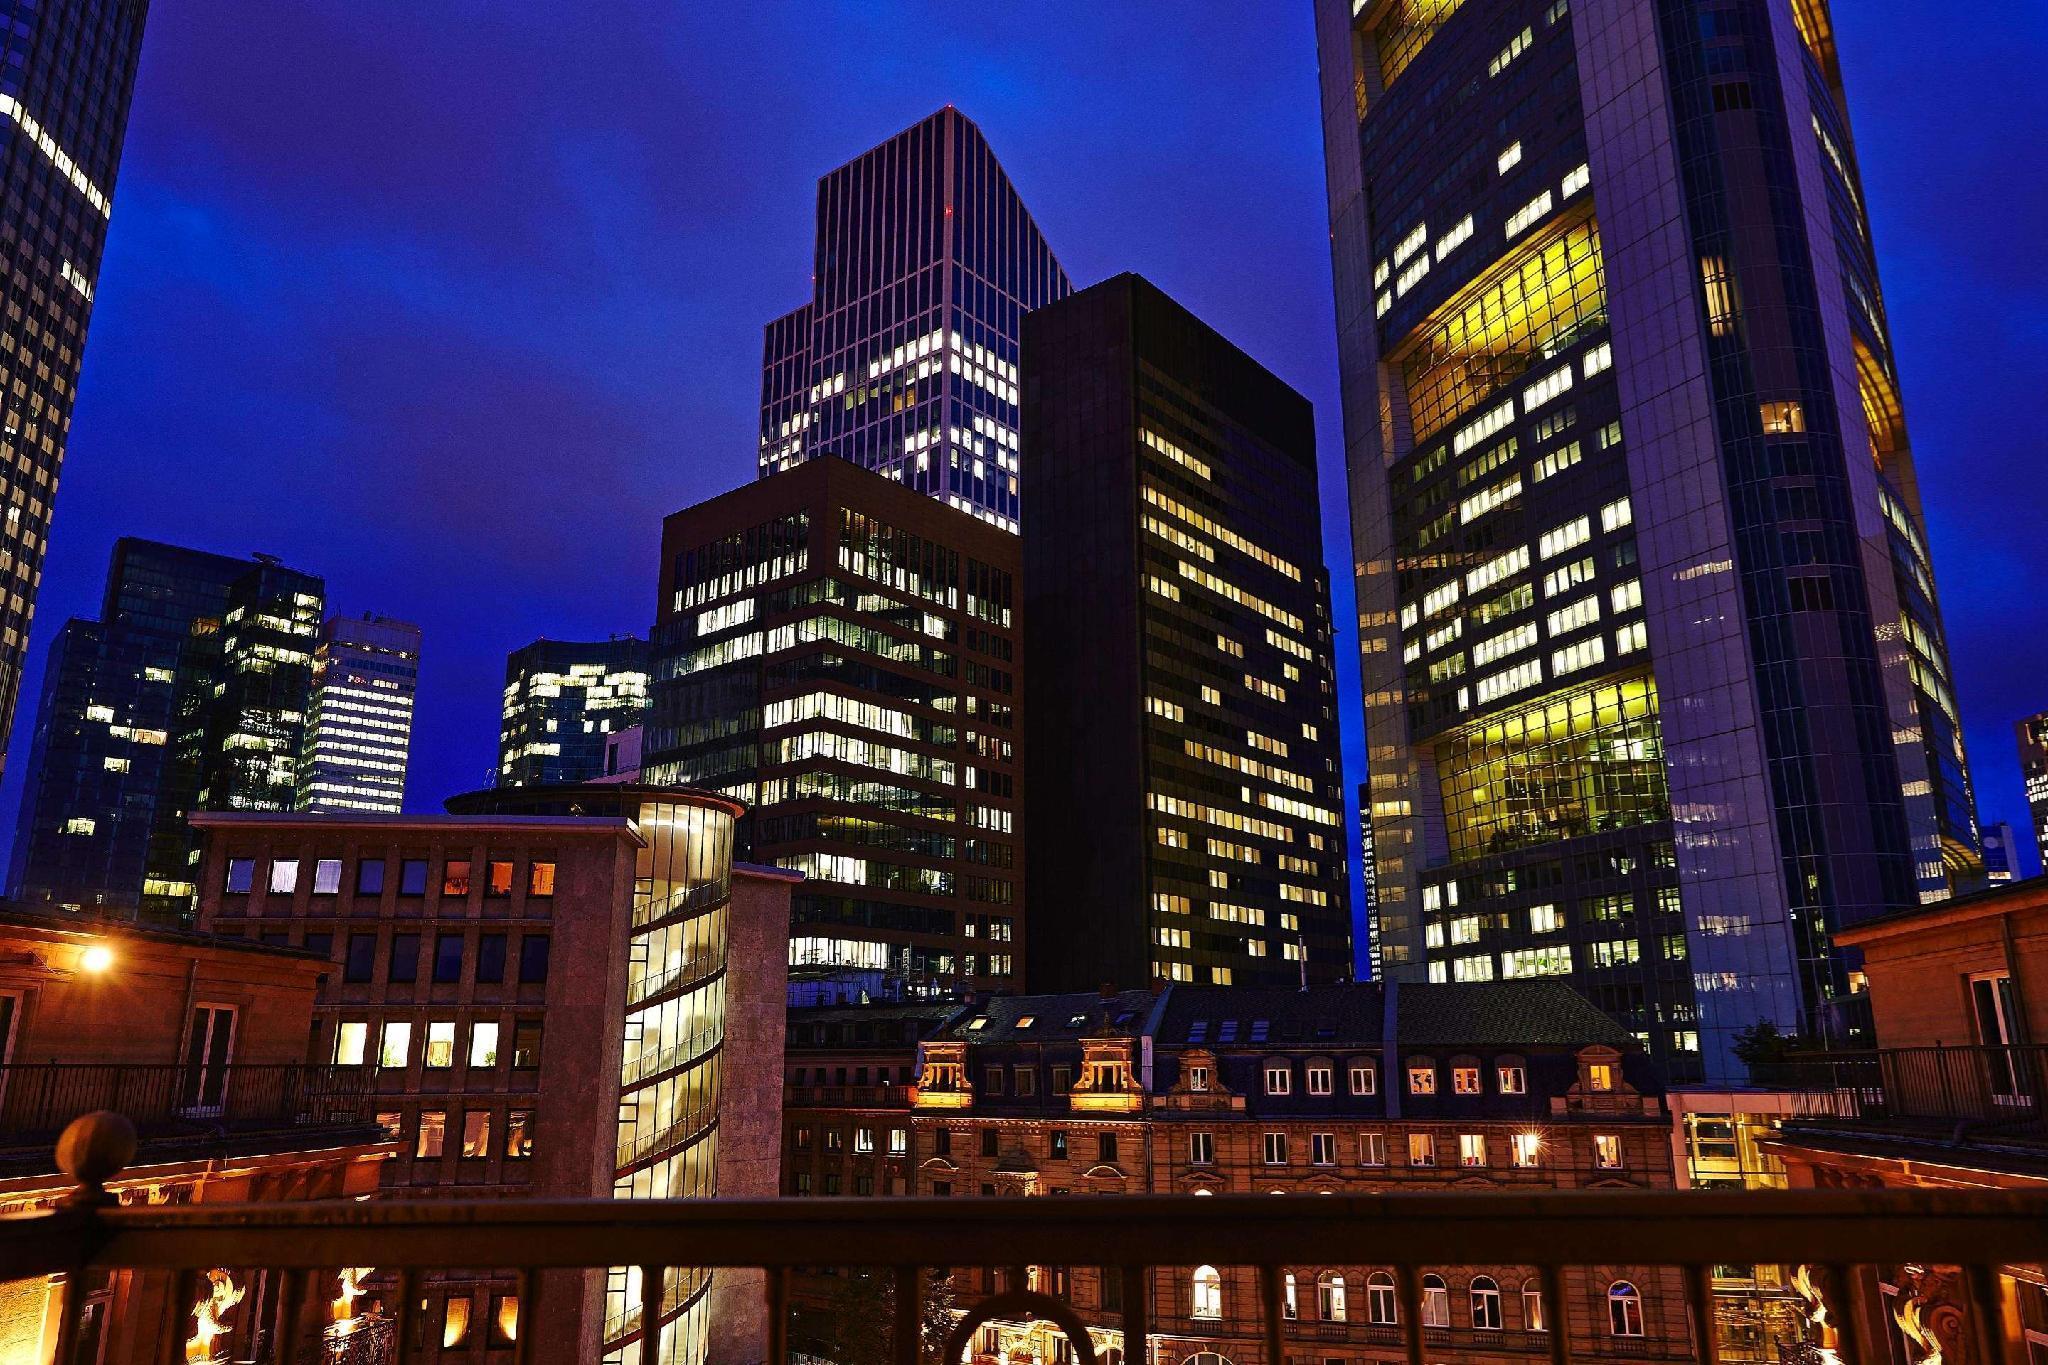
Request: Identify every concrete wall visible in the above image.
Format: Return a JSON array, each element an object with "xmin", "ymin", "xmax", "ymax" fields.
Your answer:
[{"xmin": 705, "ymin": 865, "xmax": 793, "ymax": 1365}]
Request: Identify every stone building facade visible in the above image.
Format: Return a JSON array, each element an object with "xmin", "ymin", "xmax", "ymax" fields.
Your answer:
[{"xmin": 908, "ymin": 981, "xmax": 1689, "ymax": 1365}]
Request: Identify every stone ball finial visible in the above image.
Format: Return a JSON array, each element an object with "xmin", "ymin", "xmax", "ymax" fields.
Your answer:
[{"xmin": 55, "ymin": 1110, "xmax": 137, "ymax": 1205}]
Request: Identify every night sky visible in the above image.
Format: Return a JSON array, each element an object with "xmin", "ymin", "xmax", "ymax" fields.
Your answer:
[{"xmin": 5, "ymin": 3, "xmax": 2044, "ymax": 910}]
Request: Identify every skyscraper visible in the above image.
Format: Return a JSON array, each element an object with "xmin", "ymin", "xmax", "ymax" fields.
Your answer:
[
  {"xmin": 758, "ymin": 107, "xmax": 1071, "ymax": 532},
  {"xmin": 0, "ymin": 0, "xmax": 152, "ymax": 769},
  {"xmin": 645, "ymin": 457, "xmax": 1022, "ymax": 1002},
  {"xmin": 1021, "ymin": 275, "xmax": 1350, "ymax": 991},
  {"xmin": 297, "ymin": 613, "xmax": 421, "ymax": 814},
  {"xmin": 1314, "ymin": 0, "xmax": 1975, "ymax": 1078},
  {"xmin": 1981, "ymin": 821, "xmax": 2020, "ymax": 885},
  {"xmin": 2019, "ymin": 711, "xmax": 2048, "ymax": 870},
  {"xmin": 10, "ymin": 540, "xmax": 314, "ymax": 921},
  {"xmin": 496, "ymin": 637, "xmax": 649, "ymax": 788}
]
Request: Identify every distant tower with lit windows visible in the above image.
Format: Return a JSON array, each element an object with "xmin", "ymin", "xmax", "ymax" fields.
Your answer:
[
  {"xmin": 0, "ymin": 0, "xmax": 152, "ymax": 770},
  {"xmin": 298, "ymin": 614, "xmax": 421, "ymax": 814},
  {"xmin": 1315, "ymin": 0, "xmax": 1977, "ymax": 1080},
  {"xmin": 757, "ymin": 108, "xmax": 1071, "ymax": 533}
]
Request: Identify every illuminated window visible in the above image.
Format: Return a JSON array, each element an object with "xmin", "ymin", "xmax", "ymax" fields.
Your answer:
[
  {"xmin": 1193, "ymin": 1266, "xmax": 1222, "ymax": 1319},
  {"xmin": 1512, "ymin": 1132, "xmax": 1543, "ymax": 1167},
  {"xmin": 62, "ymin": 817, "xmax": 95, "ymax": 836},
  {"xmin": 528, "ymin": 862, "xmax": 556, "ymax": 897},
  {"xmin": 1368, "ymin": 1272, "xmax": 1398, "ymax": 1324},
  {"xmin": 1473, "ymin": 1276, "xmax": 1504, "ymax": 1329},
  {"xmin": 1609, "ymin": 1282, "xmax": 1644, "ymax": 1336},
  {"xmin": 424, "ymin": 1021, "xmax": 455, "ymax": 1069},
  {"xmin": 415, "ymin": 1109, "xmax": 445, "ymax": 1159},
  {"xmin": 1408, "ymin": 1132, "xmax": 1437, "ymax": 1166},
  {"xmin": 1423, "ymin": 1275, "xmax": 1451, "ymax": 1327},
  {"xmin": 1459, "ymin": 1133, "xmax": 1488, "ymax": 1166},
  {"xmin": 469, "ymin": 1022, "xmax": 499, "ymax": 1069},
  {"xmin": 1588, "ymin": 1062, "xmax": 1617, "ymax": 1092},
  {"xmin": 332, "ymin": 1021, "xmax": 367, "ymax": 1067},
  {"xmin": 441, "ymin": 1294, "xmax": 471, "ymax": 1348},
  {"xmin": 1525, "ymin": 1282, "xmax": 1549, "ymax": 1331},
  {"xmin": 1700, "ymin": 257, "xmax": 1738, "ymax": 336},
  {"xmin": 1360, "ymin": 1132, "xmax": 1387, "ymax": 1166},
  {"xmin": 1595, "ymin": 1133, "xmax": 1625, "ymax": 1170},
  {"xmin": 1453, "ymin": 1066, "xmax": 1482, "ymax": 1094},
  {"xmin": 1320, "ymin": 1272, "xmax": 1349, "ymax": 1323},
  {"xmin": 461, "ymin": 1110, "xmax": 491, "ymax": 1158},
  {"xmin": 1408, "ymin": 1065, "xmax": 1437, "ymax": 1095},
  {"xmin": 1498, "ymin": 1064, "xmax": 1527, "ymax": 1094},
  {"xmin": 379, "ymin": 1021, "xmax": 411, "ymax": 1069},
  {"xmin": 1760, "ymin": 401, "xmax": 1806, "ymax": 434}
]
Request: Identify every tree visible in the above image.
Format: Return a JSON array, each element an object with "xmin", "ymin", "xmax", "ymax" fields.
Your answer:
[
  {"xmin": 806, "ymin": 1268, "xmax": 958, "ymax": 1365},
  {"xmin": 1731, "ymin": 1019, "xmax": 1798, "ymax": 1075}
]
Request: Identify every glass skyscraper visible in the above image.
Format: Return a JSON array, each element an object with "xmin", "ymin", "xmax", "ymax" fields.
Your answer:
[
  {"xmin": 297, "ymin": 613, "xmax": 421, "ymax": 813},
  {"xmin": 497, "ymin": 637, "xmax": 650, "ymax": 788},
  {"xmin": 10, "ymin": 539, "xmax": 318, "ymax": 922},
  {"xmin": 0, "ymin": 0, "xmax": 152, "ymax": 771},
  {"xmin": 1315, "ymin": 0, "xmax": 1975, "ymax": 1079},
  {"xmin": 1021, "ymin": 275, "xmax": 1352, "ymax": 990},
  {"xmin": 758, "ymin": 107, "xmax": 1070, "ymax": 533}
]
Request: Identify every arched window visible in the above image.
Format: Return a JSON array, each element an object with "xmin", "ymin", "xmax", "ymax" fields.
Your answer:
[
  {"xmin": 1471, "ymin": 1275, "xmax": 1503, "ymax": 1330},
  {"xmin": 1192, "ymin": 1266, "xmax": 1222, "ymax": 1320},
  {"xmin": 1609, "ymin": 1281, "xmax": 1644, "ymax": 1337},
  {"xmin": 1367, "ymin": 1272, "xmax": 1398, "ymax": 1325},
  {"xmin": 1318, "ymin": 1272, "xmax": 1348, "ymax": 1322},
  {"xmin": 1422, "ymin": 1273, "xmax": 1450, "ymax": 1327},
  {"xmin": 1180, "ymin": 1355, "xmax": 1233, "ymax": 1365},
  {"xmin": 1522, "ymin": 1281, "xmax": 1548, "ymax": 1332}
]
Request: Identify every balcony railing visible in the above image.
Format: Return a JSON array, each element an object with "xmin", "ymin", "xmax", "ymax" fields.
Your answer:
[
  {"xmin": 1764, "ymin": 1045, "xmax": 2048, "ymax": 1140},
  {"xmin": 0, "ymin": 1063, "xmax": 375, "ymax": 1145},
  {"xmin": 13, "ymin": 1112, "xmax": 2048, "ymax": 1365}
]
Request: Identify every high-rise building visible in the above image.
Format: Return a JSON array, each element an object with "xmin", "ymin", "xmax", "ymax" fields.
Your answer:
[
  {"xmin": 496, "ymin": 637, "xmax": 649, "ymax": 787},
  {"xmin": 1021, "ymin": 274, "xmax": 1350, "ymax": 991},
  {"xmin": 9, "ymin": 539, "xmax": 291, "ymax": 919},
  {"xmin": 298, "ymin": 613, "xmax": 422, "ymax": 813},
  {"xmin": 646, "ymin": 456, "xmax": 1022, "ymax": 1002},
  {"xmin": 0, "ymin": 1, "xmax": 151, "ymax": 772},
  {"xmin": 1981, "ymin": 821, "xmax": 2020, "ymax": 885},
  {"xmin": 2018, "ymin": 711, "xmax": 2048, "ymax": 870},
  {"xmin": 757, "ymin": 107, "xmax": 1070, "ymax": 532},
  {"xmin": 1314, "ymin": 0, "xmax": 1975, "ymax": 1078}
]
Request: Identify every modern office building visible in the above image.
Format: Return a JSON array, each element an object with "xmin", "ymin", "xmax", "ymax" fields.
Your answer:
[
  {"xmin": 1021, "ymin": 274, "xmax": 1350, "ymax": 991},
  {"xmin": 0, "ymin": 0, "xmax": 152, "ymax": 773},
  {"xmin": 757, "ymin": 107, "xmax": 1071, "ymax": 532},
  {"xmin": 496, "ymin": 637, "xmax": 650, "ymax": 787},
  {"xmin": 2018, "ymin": 711, "xmax": 2048, "ymax": 870},
  {"xmin": 196, "ymin": 784, "xmax": 795, "ymax": 1364},
  {"xmin": 10, "ymin": 540, "xmax": 310, "ymax": 921},
  {"xmin": 1314, "ymin": 0, "xmax": 1977, "ymax": 1079},
  {"xmin": 645, "ymin": 456, "xmax": 1022, "ymax": 1003},
  {"xmin": 1980, "ymin": 821, "xmax": 2020, "ymax": 885},
  {"xmin": 297, "ymin": 613, "xmax": 421, "ymax": 814}
]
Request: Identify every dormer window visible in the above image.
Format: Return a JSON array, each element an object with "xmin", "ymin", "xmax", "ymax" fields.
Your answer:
[
  {"xmin": 1349, "ymin": 1064, "xmax": 1377, "ymax": 1096},
  {"xmin": 1068, "ymin": 1014, "xmax": 1087, "ymax": 1028},
  {"xmin": 1307, "ymin": 1064, "xmax": 1334, "ymax": 1095},
  {"xmin": 1498, "ymin": 1064, "xmax": 1527, "ymax": 1094},
  {"xmin": 1265, "ymin": 1065, "xmax": 1292, "ymax": 1095},
  {"xmin": 1588, "ymin": 1062, "xmax": 1616, "ymax": 1092},
  {"xmin": 1189, "ymin": 1065, "xmax": 1211, "ymax": 1092},
  {"xmin": 1408, "ymin": 1066, "xmax": 1437, "ymax": 1095},
  {"xmin": 1016, "ymin": 1015, "xmax": 1036, "ymax": 1029},
  {"xmin": 1453, "ymin": 1066, "xmax": 1482, "ymax": 1095}
]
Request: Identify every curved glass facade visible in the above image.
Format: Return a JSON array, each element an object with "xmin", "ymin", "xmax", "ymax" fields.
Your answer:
[{"xmin": 445, "ymin": 782, "xmax": 736, "ymax": 1365}]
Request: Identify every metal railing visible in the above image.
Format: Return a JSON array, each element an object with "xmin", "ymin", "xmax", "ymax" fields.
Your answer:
[
  {"xmin": 1762, "ymin": 1045, "xmax": 2048, "ymax": 1137},
  {"xmin": 0, "ymin": 1063, "xmax": 375, "ymax": 1143},
  {"xmin": 15, "ymin": 1112, "xmax": 2048, "ymax": 1365}
]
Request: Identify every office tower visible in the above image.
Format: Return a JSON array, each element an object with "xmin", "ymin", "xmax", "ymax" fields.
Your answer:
[
  {"xmin": 2019, "ymin": 712, "xmax": 2048, "ymax": 870},
  {"xmin": 1980, "ymin": 821, "xmax": 2020, "ymax": 886},
  {"xmin": 1314, "ymin": 0, "xmax": 1975, "ymax": 1079},
  {"xmin": 646, "ymin": 456, "xmax": 1022, "ymax": 1002},
  {"xmin": 757, "ymin": 107, "xmax": 1071, "ymax": 532},
  {"xmin": 298, "ymin": 613, "xmax": 422, "ymax": 813},
  {"xmin": 11, "ymin": 539, "xmax": 275, "ymax": 917},
  {"xmin": 0, "ymin": 1, "xmax": 151, "ymax": 774},
  {"xmin": 1021, "ymin": 274, "xmax": 1350, "ymax": 991},
  {"xmin": 496, "ymin": 637, "xmax": 649, "ymax": 787}
]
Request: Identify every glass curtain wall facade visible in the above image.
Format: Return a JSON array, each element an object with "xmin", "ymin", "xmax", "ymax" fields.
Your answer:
[
  {"xmin": 646, "ymin": 456, "xmax": 1021, "ymax": 1003},
  {"xmin": 758, "ymin": 107, "xmax": 1070, "ymax": 533},
  {"xmin": 1021, "ymin": 275, "xmax": 1351, "ymax": 991},
  {"xmin": 1314, "ymin": 0, "xmax": 1973, "ymax": 1080},
  {"xmin": 447, "ymin": 782, "xmax": 736, "ymax": 1365},
  {"xmin": 144, "ymin": 557, "xmax": 324, "ymax": 922},
  {"xmin": 2018, "ymin": 711, "xmax": 2048, "ymax": 872},
  {"xmin": 496, "ymin": 637, "xmax": 651, "ymax": 788},
  {"xmin": 0, "ymin": 0, "xmax": 151, "ymax": 770},
  {"xmin": 297, "ymin": 613, "xmax": 421, "ymax": 813},
  {"xmin": 9, "ymin": 540, "xmax": 276, "ymax": 918}
]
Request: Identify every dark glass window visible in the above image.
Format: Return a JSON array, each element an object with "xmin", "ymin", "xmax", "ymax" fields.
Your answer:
[
  {"xmin": 400, "ymin": 859, "xmax": 429, "ymax": 896},
  {"xmin": 1098, "ymin": 1133, "xmax": 1118, "ymax": 1163},
  {"xmin": 518, "ymin": 935, "xmax": 551, "ymax": 984},
  {"xmin": 388, "ymin": 933, "xmax": 420, "ymax": 984},
  {"xmin": 476, "ymin": 934, "xmax": 507, "ymax": 983},
  {"xmin": 225, "ymin": 858, "xmax": 255, "ymax": 894},
  {"xmin": 980, "ymin": 1130, "xmax": 999, "ymax": 1157},
  {"xmin": 434, "ymin": 934, "xmax": 465, "ymax": 984},
  {"xmin": 356, "ymin": 859, "xmax": 386, "ymax": 896},
  {"xmin": 343, "ymin": 933, "xmax": 376, "ymax": 984},
  {"xmin": 303, "ymin": 932, "xmax": 333, "ymax": 960},
  {"xmin": 511, "ymin": 1020, "xmax": 543, "ymax": 1069}
]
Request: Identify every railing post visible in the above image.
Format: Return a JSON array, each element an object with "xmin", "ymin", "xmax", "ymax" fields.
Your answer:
[
  {"xmin": 271, "ymin": 1266, "xmax": 308, "ymax": 1365},
  {"xmin": 1119, "ymin": 1265, "xmax": 1149, "ymax": 1365},
  {"xmin": 1538, "ymin": 1265, "xmax": 1572, "ymax": 1365},
  {"xmin": 1827, "ymin": 1264, "xmax": 1877, "ymax": 1365},
  {"xmin": 1258, "ymin": 1265, "xmax": 1286, "ymax": 1365},
  {"xmin": 1966, "ymin": 1263, "xmax": 2013, "ymax": 1365},
  {"xmin": 1686, "ymin": 1265, "xmax": 1720, "ymax": 1365},
  {"xmin": 638, "ymin": 1264, "xmax": 663, "ymax": 1365},
  {"xmin": 892, "ymin": 1266, "xmax": 920, "ymax": 1365},
  {"xmin": 764, "ymin": 1267, "xmax": 789, "ymax": 1365},
  {"xmin": 391, "ymin": 1268, "xmax": 418, "ymax": 1360},
  {"xmin": 1395, "ymin": 1263, "xmax": 1427, "ymax": 1365}
]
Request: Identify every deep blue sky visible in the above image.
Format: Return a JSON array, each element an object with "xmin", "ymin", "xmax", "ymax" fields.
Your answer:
[{"xmin": 4, "ymin": 3, "xmax": 2044, "ymax": 902}]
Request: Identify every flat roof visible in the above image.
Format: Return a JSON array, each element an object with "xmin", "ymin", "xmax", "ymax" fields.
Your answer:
[
  {"xmin": 0, "ymin": 903, "xmax": 333, "ymax": 963},
  {"xmin": 189, "ymin": 812, "xmax": 649, "ymax": 845}
]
